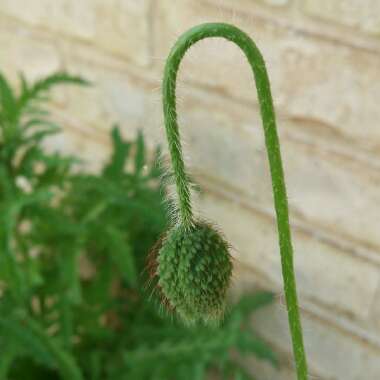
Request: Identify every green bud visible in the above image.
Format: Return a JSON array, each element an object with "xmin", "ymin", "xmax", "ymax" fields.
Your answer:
[{"xmin": 155, "ymin": 221, "xmax": 232, "ymax": 325}]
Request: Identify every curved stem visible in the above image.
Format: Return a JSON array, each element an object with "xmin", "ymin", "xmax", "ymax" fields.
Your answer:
[{"xmin": 162, "ymin": 23, "xmax": 308, "ymax": 379}]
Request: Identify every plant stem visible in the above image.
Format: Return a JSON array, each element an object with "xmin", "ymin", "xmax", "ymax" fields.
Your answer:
[{"xmin": 162, "ymin": 23, "xmax": 308, "ymax": 379}]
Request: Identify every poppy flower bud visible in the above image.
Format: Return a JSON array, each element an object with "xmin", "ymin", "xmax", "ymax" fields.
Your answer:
[{"xmin": 156, "ymin": 221, "xmax": 232, "ymax": 325}]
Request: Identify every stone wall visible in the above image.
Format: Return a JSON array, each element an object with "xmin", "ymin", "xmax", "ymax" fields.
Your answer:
[{"xmin": 1, "ymin": 1, "xmax": 379, "ymax": 379}]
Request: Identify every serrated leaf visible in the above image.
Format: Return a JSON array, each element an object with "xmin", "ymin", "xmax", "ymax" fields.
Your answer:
[
  {"xmin": 106, "ymin": 227, "xmax": 137, "ymax": 286},
  {"xmin": 17, "ymin": 72, "xmax": 90, "ymax": 113},
  {"xmin": 103, "ymin": 125, "xmax": 131, "ymax": 179},
  {"xmin": 134, "ymin": 130, "xmax": 145, "ymax": 175},
  {"xmin": 0, "ymin": 72, "xmax": 17, "ymax": 125},
  {"xmin": 0, "ymin": 317, "xmax": 55, "ymax": 367},
  {"xmin": 23, "ymin": 317, "xmax": 83, "ymax": 380},
  {"xmin": 60, "ymin": 248, "xmax": 82, "ymax": 305},
  {"xmin": 1, "ymin": 316, "xmax": 83, "ymax": 380}
]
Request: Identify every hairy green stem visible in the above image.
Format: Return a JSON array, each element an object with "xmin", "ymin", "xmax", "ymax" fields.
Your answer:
[{"xmin": 162, "ymin": 23, "xmax": 308, "ymax": 379}]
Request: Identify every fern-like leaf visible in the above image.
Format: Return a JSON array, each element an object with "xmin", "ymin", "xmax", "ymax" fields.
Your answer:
[{"xmin": 17, "ymin": 72, "xmax": 90, "ymax": 115}]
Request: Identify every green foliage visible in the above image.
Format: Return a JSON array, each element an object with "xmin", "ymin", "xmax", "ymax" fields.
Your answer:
[
  {"xmin": 156, "ymin": 221, "xmax": 232, "ymax": 326},
  {"xmin": 0, "ymin": 72, "xmax": 277, "ymax": 379}
]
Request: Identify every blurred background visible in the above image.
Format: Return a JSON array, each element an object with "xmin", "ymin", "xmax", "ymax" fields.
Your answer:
[{"xmin": 1, "ymin": 1, "xmax": 380, "ymax": 379}]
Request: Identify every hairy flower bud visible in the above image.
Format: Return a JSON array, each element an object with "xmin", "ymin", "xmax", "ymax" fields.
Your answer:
[{"xmin": 155, "ymin": 221, "xmax": 232, "ymax": 325}]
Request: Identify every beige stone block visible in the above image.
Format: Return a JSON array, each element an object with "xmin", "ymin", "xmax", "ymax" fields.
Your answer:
[
  {"xmin": 0, "ymin": 22, "xmax": 61, "ymax": 82},
  {"xmin": 252, "ymin": 300, "xmax": 380, "ymax": 379},
  {"xmin": 194, "ymin": 192, "xmax": 379, "ymax": 322},
  {"xmin": 241, "ymin": 356, "xmax": 295, "ymax": 380},
  {"xmin": 303, "ymin": 0, "xmax": 380, "ymax": 36},
  {"xmin": 208, "ymin": 0, "xmax": 289, "ymax": 9},
  {"xmin": 262, "ymin": 0, "xmax": 289, "ymax": 5},
  {"xmin": 369, "ymin": 285, "xmax": 380, "ymax": 332},
  {"xmin": 55, "ymin": 58, "xmax": 161, "ymax": 141},
  {"xmin": 92, "ymin": 0, "xmax": 152, "ymax": 66},
  {"xmin": 0, "ymin": 0, "xmax": 96, "ymax": 39},
  {"xmin": 154, "ymin": 0, "xmax": 380, "ymax": 147},
  {"xmin": 173, "ymin": 86, "xmax": 380, "ymax": 252},
  {"xmin": 0, "ymin": 0, "xmax": 152, "ymax": 65}
]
